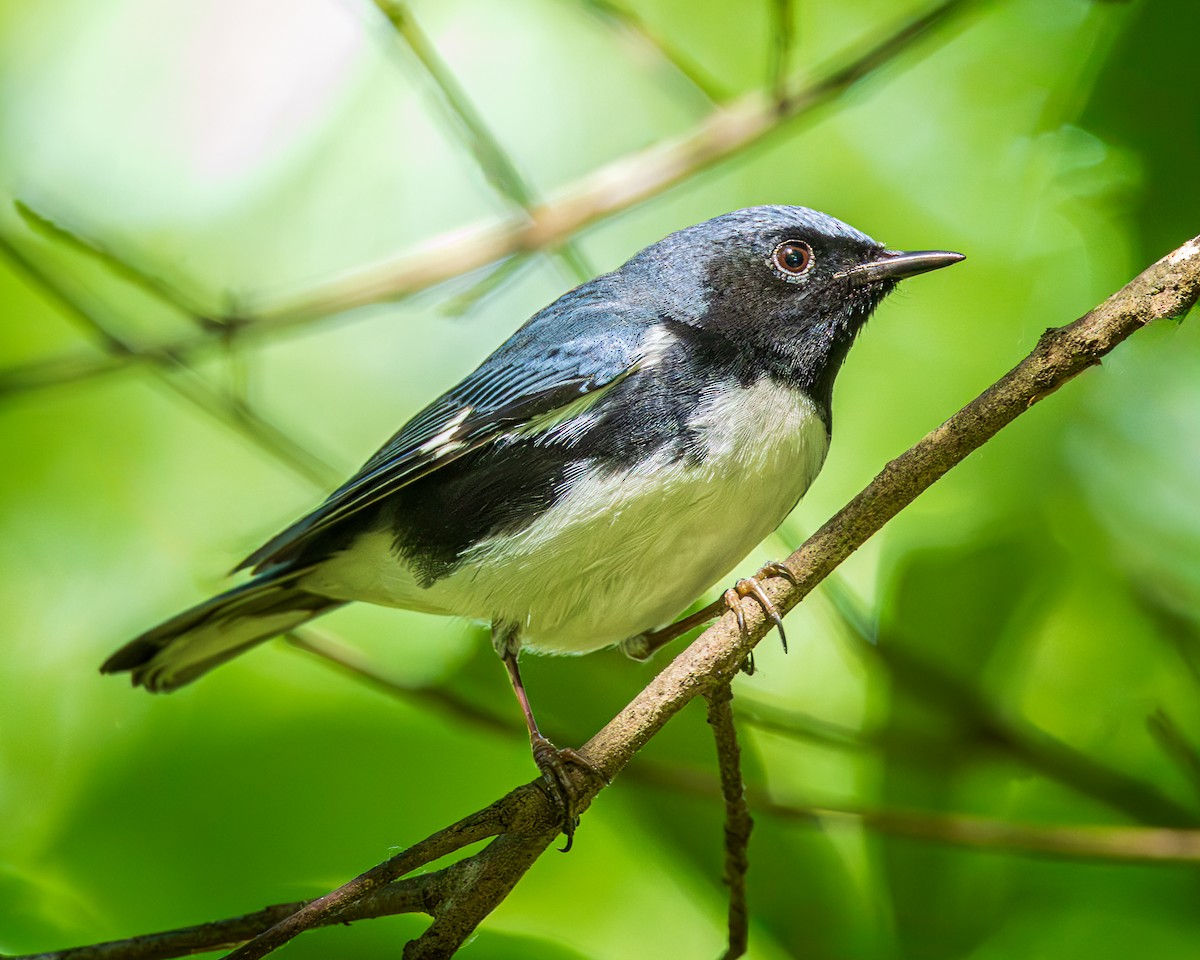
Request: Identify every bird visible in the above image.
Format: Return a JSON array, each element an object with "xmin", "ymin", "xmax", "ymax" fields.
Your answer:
[{"xmin": 102, "ymin": 205, "xmax": 962, "ymax": 843}]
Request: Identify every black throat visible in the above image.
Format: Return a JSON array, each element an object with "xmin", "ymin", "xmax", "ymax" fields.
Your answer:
[{"xmin": 692, "ymin": 260, "xmax": 893, "ymax": 431}]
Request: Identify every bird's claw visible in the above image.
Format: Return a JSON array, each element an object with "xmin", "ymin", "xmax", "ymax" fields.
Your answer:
[
  {"xmin": 722, "ymin": 560, "xmax": 797, "ymax": 654},
  {"xmin": 530, "ymin": 734, "xmax": 608, "ymax": 852}
]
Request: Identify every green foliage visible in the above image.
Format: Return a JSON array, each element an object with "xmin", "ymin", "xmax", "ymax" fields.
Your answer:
[{"xmin": 1, "ymin": 0, "xmax": 1198, "ymax": 957}]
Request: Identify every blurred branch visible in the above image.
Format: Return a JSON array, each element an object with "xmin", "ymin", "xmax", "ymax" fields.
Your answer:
[
  {"xmin": 20, "ymin": 229, "xmax": 1200, "ymax": 960},
  {"xmin": 282, "ymin": 627, "xmax": 513, "ymax": 735},
  {"xmin": 813, "ymin": 571, "xmax": 1200, "ymax": 827},
  {"xmin": 780, "ymin": 805, "xmax": 1200, "ymax": 864},
  {"xmin": 741, "ymin": 675, "xmax": 1200, "ymax": 829},
  {"xmin": 876, "ymin": 638, "xmax": 1200, "ymax": 827},
  {"xmin": 14, "ymin": 202, "xmax": 219, "ymax": 322},
  {"xmin": 769, "ymin": 0, "xmax": 796, "ymax": 107},
  {"xmin": 1129, "ymin": 577, "xmax": 1200, "ymax": 687},
  {"xmin": 0, "ymin": 0, "xmax": 976, "ymax": 398},
  {"xmin": 0, "ymin": 233, "xmax": 341, "ymax": 488},
  {"xmin": 738, "ymin": 697, "xmax": 866, "ymax": 750},
  {"xmin": 1147, "ymin": 708, "xmax": 1200, "ymax": 805},
  {"xmin": 706, "ymin": 683, "xmax": 753, "ymax": 960},
  {"xmin": 579, "ymin": 0, "xmax": 728, "ymax": 102},
  {"xmin": 375, "ymin": 0, "xmax": 593, "ymax": 283},
  {"xmin": 438, "ymin": 253, "xmax": 532, "ymax": 318},
  {"xmin": 633, "ymin": 761, "xmax": 1200, "ymax": 865}
]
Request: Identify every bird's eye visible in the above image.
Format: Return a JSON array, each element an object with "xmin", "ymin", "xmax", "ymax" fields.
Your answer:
[{"xmin": 772, "ymin": 240, "xmax": 813, "ymax": 277}]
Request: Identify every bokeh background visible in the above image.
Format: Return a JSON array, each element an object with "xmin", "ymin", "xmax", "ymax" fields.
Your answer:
[{"xmin": 2, "ymin": 0, "xmax": 1199, "ymax": 957}]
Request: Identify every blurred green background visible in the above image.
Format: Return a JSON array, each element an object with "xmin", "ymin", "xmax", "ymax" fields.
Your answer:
[{"xmin": 2, "ymin": 0, "xmax": 1199, "ymax": 957}]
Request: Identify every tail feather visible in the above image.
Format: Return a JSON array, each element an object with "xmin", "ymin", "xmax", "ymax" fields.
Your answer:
[{"xmin": 102, "ymin": 575, "xmax": 343, "ymax": 692}]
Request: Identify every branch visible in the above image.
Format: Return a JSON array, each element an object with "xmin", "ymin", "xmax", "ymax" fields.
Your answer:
[
  {"xmin": 374, "ymin": 0, "xmax": 593, "ymax": 283},
  {"xmin": 23, "ymin": 235, "xmax": 1200, "ymax": 959},
  {"xmin": 705, "ymin": 684, "xmax": 753, "ymax": 960},
  {"xmin": 771, "ymin": 805, "xmax": 1200, "ymax": 865},
  {"xmin": 629, "ymin": 762, "xmax": 1200, "ymax": 865},
  {"xmin": 578, "ymin": 0, "xmax": 728, "ymax": 103},
  {"xmin": 221, "ymin": 786, "xmax": 557, "ymax": 960},
  {"xmin": 768, "ymin": 0, "xmax": 796, "ymax": 107},
  {"xmin": 0, "ymin": 232, "xmax": 341, "ymax": 488},
  {"xmin": 282, "ymin": 627, "xmax": 514, "ymax": 735},
  {"xmin": 1147, "ymin": 708, "xmax": 1200, "ymax": 805},
  {"xmin": 0, "ymin": 0, "xmax": 975, "ymax": 397}
]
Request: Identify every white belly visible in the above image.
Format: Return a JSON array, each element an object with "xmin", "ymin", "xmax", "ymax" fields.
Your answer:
[{"xmin": 304, "ymin": 379, "xmax": 829, "ymax": 654}]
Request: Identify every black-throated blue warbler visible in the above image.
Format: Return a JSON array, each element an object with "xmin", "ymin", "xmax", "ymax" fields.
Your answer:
[{"xmin": 103, "ymin": 205, "xmax": 962, "ymax": 839}]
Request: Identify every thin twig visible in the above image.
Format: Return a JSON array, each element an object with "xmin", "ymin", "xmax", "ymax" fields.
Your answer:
[
  {"xmin": 705, "ymin": 683, "xmax": 753, "ymax": 960},
  {"xmin": 14, "ymin": 201, "xmax": 223, "ymax": 322},
  {"xmin": 0, "ymin": 0, "xmax": 977, "ymax": 397},
  {"xmin": 221, "ymin": 787, "xmax": 543, "ymax": 960},
  {"xmin": 1146, "ymin": 708, "xmax": 1200, "ymax": 805},
  {"xmin": 10, "ymin": 885, "xmax": 431, "ymax": 960},
  {"xmin": 769, "ymin": 0, "xmax": 796, "ymax": 107},
  {"xmin": 438, "ymin": 254, "xmax": 531, "ymax": 318},
  {"xmin": 812, "ymin": 572, "xmax": 1200, "ymax": 828},
  {"xmin": 282, "ymin": 627, "xmax": 515, "ymax": 735},
  {"xmin": 630, "ymin": 761, "xmax": 1200, "ymax": 865},
  {"xmin": 580, "ymin": 0, "xmax": 728, "ymax": 102},
  {"xmin": 374, "ymin": 0, "xmax": 593, "ymax": 284},
  {"xmin": 774, "ymin": 804, "xmax": 1200, "ymax": 865},
  {"xmin": 0, "ymin": 233, "xmax": 341, "ymax": 488}
]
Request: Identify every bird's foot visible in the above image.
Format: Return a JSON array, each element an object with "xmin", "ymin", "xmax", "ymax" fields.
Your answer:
[
  {"xmin": 723, "ymin": 560, "xmax": 798, "ymax": 655},
  {"xmin": 530, "ymin": 734, "xmax": 608, "ymax": 852}
]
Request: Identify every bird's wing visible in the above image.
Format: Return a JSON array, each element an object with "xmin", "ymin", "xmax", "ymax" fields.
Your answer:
[{"xmin": 236, "ymin": 300, "xmax": 652, "ymax": 574}]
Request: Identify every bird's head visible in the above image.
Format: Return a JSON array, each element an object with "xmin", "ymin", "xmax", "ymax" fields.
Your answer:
[{"xmin": 625, "ymin": 204, "xmax": 963, "ymax": 409}]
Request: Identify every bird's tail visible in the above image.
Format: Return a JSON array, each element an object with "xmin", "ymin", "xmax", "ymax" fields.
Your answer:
[{"xmin": 101, "ymin": 573, "xmax": 343, "ymax": 692}]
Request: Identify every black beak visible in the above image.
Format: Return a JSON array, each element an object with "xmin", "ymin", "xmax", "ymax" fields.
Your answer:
[{"xmin": 839, "ymin": 249, "xmax": 965, "ymax": 288}]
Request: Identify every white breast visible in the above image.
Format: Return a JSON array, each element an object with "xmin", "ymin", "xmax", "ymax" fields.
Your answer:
[{"xmin": 305, "ymin": 379, "xmax": 829, "ymax": 654}]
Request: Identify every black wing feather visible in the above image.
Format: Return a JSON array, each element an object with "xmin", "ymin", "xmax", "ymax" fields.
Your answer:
[{"xmin": 236, "ymin": 296, "xmax": 653, "ymax": 574}]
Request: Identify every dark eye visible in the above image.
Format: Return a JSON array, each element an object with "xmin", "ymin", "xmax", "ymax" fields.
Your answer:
[{"xmin": 773, "ymin": 240, "xmax": 813, "ymax": 276}]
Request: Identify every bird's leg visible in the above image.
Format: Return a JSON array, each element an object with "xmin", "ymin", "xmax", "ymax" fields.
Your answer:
[
  {"xmin": 619, "ymin": 604, "xmax": 723, "ymax": 661},
  {"xmin": 723, "ymin": 560, "xmax": 797, "ymax": 654},
  {"xmin": 493, "ymin": 621, "xmax": 604, "ymax": 852},
  {"xmin": 622, "ymin": 561, "xmax": 798, "ymax": 665}
]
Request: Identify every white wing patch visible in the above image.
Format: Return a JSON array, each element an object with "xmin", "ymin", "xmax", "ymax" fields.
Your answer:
[{"xmin": 416, "ymin": 406, "xmax": 472, "ymax": 455}]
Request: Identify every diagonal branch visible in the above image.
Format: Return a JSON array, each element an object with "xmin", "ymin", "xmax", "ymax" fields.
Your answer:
[
  {"xmin": 220, "ymin": 777, "xmax": 567, "ymax": 960},
  {"xmin": 0, "ymin": 0, "xmax": 977, "ymax": 398}
]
